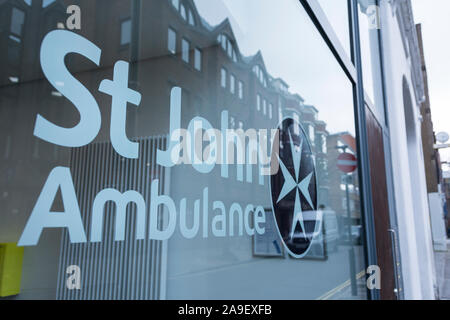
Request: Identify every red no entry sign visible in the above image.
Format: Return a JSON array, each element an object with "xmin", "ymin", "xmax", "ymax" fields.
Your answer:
[{"xmin": 337, "ymin": 153, "xmax": 357, "ymax": 173}]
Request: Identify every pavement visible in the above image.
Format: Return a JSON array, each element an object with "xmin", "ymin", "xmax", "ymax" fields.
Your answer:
[{"xmin": 435, "ymin": 240, "xmax": 450, "ymax": 300}]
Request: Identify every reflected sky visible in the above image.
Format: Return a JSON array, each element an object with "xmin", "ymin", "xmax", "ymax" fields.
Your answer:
[{"xmin": 194, "ymin": 0, "xmax": 355, "ymax": 135}]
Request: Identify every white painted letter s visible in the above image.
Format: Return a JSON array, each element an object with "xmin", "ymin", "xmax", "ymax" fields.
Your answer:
[{"xmin": 35, "ymin": 30, "xmax": 101, "ymax": 147}]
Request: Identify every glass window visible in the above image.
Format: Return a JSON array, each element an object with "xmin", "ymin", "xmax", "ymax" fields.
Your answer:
[
  {"xmin": 171, "ymin": 0, "xmax": 179, "ymax": 9},
  {"xmin": 194, "ymin": 48, "xmax": 202, "ymax": 71},
  {"xmin": 181, "ymin": 38, "xmax": 189, "ymax": 63},
  {"xmin": 221, "ymin": 67, "xmax": 227, "ymax": 88},
  {"xmin": 0, "ymin": 0, "xmax": 367, "ymax": 301},
  {"xmin": 120, "ymin": 19, "xmax": 131, "ymax": 45},
  {"xmin": 168, "ymin": 27, "xmax": 176, "ymax": 54}
]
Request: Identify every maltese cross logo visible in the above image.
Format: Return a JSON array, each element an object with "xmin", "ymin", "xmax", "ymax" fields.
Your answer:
[{"xmin": 270, "ymin": 117, "xmax": 318, "ymax": 258}]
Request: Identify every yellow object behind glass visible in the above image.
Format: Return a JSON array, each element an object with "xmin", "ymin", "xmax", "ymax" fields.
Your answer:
[{"xmin": 0, "ymin": 243, "xmax": 24, "ymax": 297}]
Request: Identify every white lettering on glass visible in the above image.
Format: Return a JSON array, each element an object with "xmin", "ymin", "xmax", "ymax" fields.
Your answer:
[{"xmin": 18, "ymin": 30, "xmax": 273, "ymax": 246}]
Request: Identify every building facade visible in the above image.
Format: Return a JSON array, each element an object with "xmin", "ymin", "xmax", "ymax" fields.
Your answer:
[
  {"xmin": 416, "ymin": 23, "xmax": 448, "ymax": 260},
  {"xmin": 0, "ymin": 0, "xmax": 437, "ymax": 300}
]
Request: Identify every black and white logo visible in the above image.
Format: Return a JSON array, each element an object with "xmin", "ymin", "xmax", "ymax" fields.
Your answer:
[{"xmin": 270, "ymin": 117, "xmax": 318, "ymax": 258}]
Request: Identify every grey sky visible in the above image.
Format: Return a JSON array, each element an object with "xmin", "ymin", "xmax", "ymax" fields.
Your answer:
[{"xmin": 412, "ymin": 1, "xmax": 450, "ymax": 165}]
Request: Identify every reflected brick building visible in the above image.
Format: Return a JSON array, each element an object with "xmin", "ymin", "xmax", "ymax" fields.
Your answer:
[{"xmin": 0, "ymin": 0, "xmax": 335, "ymax": 212}]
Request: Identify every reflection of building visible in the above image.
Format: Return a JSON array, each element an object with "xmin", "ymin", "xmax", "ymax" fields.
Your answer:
[
  {"xmin": 0, "ymin": 0, "xmax": 338, "ymax": 299},
  {"xmin": 417, "ymin": 24, "xmax": 442, "ymax": 195},
  {"xmin": 416, "ymin": 24, "xmax": 448, "ymax": 251},
  {"xmin": 2, "ymin": 0, "xmax": 437, "ymax": 301},
  {"xmin": 0, "ymin": 0, "xmax": 333, "ymax": 185}
]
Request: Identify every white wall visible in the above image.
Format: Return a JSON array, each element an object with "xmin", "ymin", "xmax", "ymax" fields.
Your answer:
[{"xmin": 379, "ymin": 1, "xmax": 436, "ymax": 300}]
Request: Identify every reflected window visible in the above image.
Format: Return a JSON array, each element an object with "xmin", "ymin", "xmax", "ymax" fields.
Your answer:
[
  {"xmin": 181, "ymin": 38, "xmax": 189, "ymax": 63},
  {"xmin": 278, "ymin": 105, "xmax": 283, "ymax": 123},
  {"xmin": 337, "ymin": 140, "xmax": 346, "ymax": 153},
  {"xmin": 253, "ymin": 65, "xmax": 267, "ymax": 87},
  {"xmin": 293, "ymin": 113, "xmax": 300, "ymax": 135},
  {"xmin": 269, "ymin": 103, "xmax": 273, "ymax": 119},
  {"xmin": 220, "ymin": 35, "xmax": 226, "ymax": 50},
  {"xmin": 238, "ymin": 81, "xmax": 243, "ymax": 100},
  {"xmin": 309, "ymin": 125, "xmax": 315, "ymax": 144},
  {"xmin": 194, "ymin": 48, "xmax": 202, "ymax": 71},
  {"xmin": 220, "ymin": 68, "xmax": 227, "ymax": 88},
  {"xmin": 227, "ymin": 39, "xmax": 232, "ymax": 58},
  {"xmin": 230, "ymin": 74, "xmax": 235, "ymax": 94},
  {"xmin": 256, "ymin": 94, "xmax": 261, "ymax": 111},
  {"xmin": 218, "ymin": 33, "xmax": 237, "ymax": 61},
  {"xmin": 120, "ymin": 19, "xmax": 131, "ymax": 45},
  {"xmin": 180, "ymin": 4, "xmax": 187, "ymax": 20},
  {"xmin": 321, "ymin": 134, "xmax": 327, "ymax": 153},
  {"xmin": 188, "ymin": 10, "xmax": 195, "ymax": 26},
  {"xmin": 168, "ymin": 27, "xmax": 176, "ymax": 54},
  {"xmin": 10, "ymin": 8, "xmax": 25, "ymax": 38}
]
